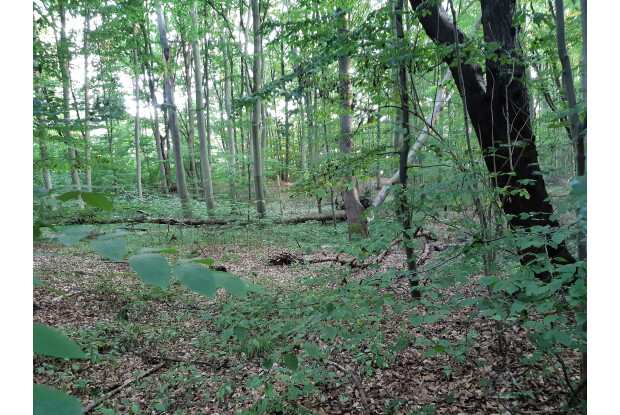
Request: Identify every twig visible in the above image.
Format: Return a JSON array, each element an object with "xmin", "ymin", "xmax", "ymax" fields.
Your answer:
[
  {"xmin": 324, "ymin": 360, "xmax": 370, "ymax": 415},
  {"xmin": 82, "ymin": 362, "xmax": 165, "ymax": 413}
]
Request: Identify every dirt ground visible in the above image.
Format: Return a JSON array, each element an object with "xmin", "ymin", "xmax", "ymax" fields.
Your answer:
[{"xmin": 33, "ymin": 225, "xmax": 582, "ymax": 415}]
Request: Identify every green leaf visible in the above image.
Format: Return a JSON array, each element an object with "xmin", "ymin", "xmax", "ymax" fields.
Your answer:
[
  {"xmin": 34, "ymin": 187, "xmax": 51, "ymax": 197},
  {"xmin": 90, "ymin": 238, "xmax": 127, "ymax": 261},
  {"xmin": 174, "ymin": 263, "xmax": 216, "ymax": 298},
  {"xmin": 459, "ymin": 298, "xmax": 479, "ymax": 307},
  {"xmin": 56, "ymin": 191, "xmax": 81, "ymax": 202},
  {"xmin": 33, "ymin": 384, "xmax": 82, "ymax": 415},
  {"xmin": 81, "ymin": 192, "xmax": 113, "ymax": 211},
  {"xmin": 34, "ymin": 274, "xmax": 47, "ymax": 287},
  {"xmin": 234, "ymin": 326, "xmax": 248, "ymax": 341},
  {"xmin": 282, "ymin": 352, "xmax": 298, "ymax": 371},
  {"xmin": 424, "ymin": 314, "xmax": 441, "ymax": 324},
  {"xmin": 323, "ymin": 326, "xmax": 338, "ymax": 339},
  {"xmin": 191, "ymin": 258, "xmax": 215, "ymax": 266},
  {"xmin": 128, "ymin": 254, "xmax": 171, "ymax": 289},
  {"xmin": 262, "ymin": 357, "xmax": 274, "ymax": 369},
  {"xmin": 394, "ymin": 303, "xmax": 407, "ymax": 314},
  {"xmin": 554, "ymin": 331, "xmax": 573, "ymax": 347},
  {"xmin": 479, "ymin": 276, "xmax": 500, "ymax": 286},
  {"xmin": 33, "ymin": 323, "xmax": 85, "ymax": 359},
  {"xmin": 304, "ymin": 342, "xmax": 321, "ymax": 359},
  {"xmin": 510, "ymin": 301, "xmax": 526, "ymax": 315},
  {"xmin": 56, "ymin": 226, "xmax": 88, "ymax": 246},
  {"xmin": 212, "ymin": 271, "xmax": 248, "ymax": 298},
  {"xmin": 410, "ymin": 315, "xmax": 423, "ymax": 327}
]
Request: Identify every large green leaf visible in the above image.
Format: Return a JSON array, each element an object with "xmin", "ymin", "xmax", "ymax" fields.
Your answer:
[
  {"xmin": 33, "ymin": 323, "xmax": 85, "ymax": 359},
  {"xmin": 212, "ymin": 272, "xmax": 248, "ymax": 298},
  {"xmin": 81, "ymin": 192, "xmax": 113, "ymax": 211},
  {"xmin": 174, "ymin": 263, "xmax": 216, "ymax": 298},
  {"xmin": 128, "ymin": 254, "xmax": 171, "ymax": 289},
  {"xmin": 90, "ymin": 238, "xmax": 127, "ymax": 261},
  {"xmin": 56, "ymin": 226, "xmax": 88, "ymax": 246},
  {"xmin": 282, "ymin": 352, "xmax": 298, "ymax": 371},
  {"xmin": 304, "ymin": 342, "xmax": 321, "ymax": 359},
  {"xmin": 213, "ymin": 272, "xmax": 266, "ymax": 297},
  {"xmin": 56, "ymin": 191, "xmax": 81, "ymax": 202},
  {"xmin": 33, "ymin": 384, "xmax": 82, "ymax": 415}
]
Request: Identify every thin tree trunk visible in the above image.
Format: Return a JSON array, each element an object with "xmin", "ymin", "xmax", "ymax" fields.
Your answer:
[
  {"xmin": 281, "ymin": 40, "xmax": 291, "ymax": 181},
  {"xmin": 394, "ymin": 0, "xmax": 419, "ymax": 298},
  {"xmin": 58, "ymin": 2, "xmax": 83, "ymax": 204},
  {"xmin": 133, "ymin": 26, "xmax": 143, "ymax": 198},
  {"xmin": 182, "ymin": 37, "xmax": 200, "ymax": 196},
  {"xmin": 83, "ymin": 11, "xmax": 92, "ymax": 192},
  {"xmin": 156, "ymin": 5, "xmax": 193, "ymax": 218},
  {"xmin": 337, "ymin": 7, "xmax": 368, "ymax": 238},
  {"xmin": 191, "ymin": 3, "xmax": 215, "ymax": 212},
  {"xmin": 555, "ymin": 0, "xmax": 587, "ymax": 398},
  {"xmin": 373, "ymin": 70, "xmax": 453, "ymax": 207},
  {"xmin": 251, "ymin": 0, "xmax": 266, "ymax": 216}
]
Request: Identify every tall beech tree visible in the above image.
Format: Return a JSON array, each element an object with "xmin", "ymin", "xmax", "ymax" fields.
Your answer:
[
  {"xmin": 336, "ymin": 7, "xmax": 368, "ymax": 238},
  {"xmin": 156, "ymin": 5, "xmax": 193, "ymax": 218},
  {"xmin": 408, "ymin": 0, "xmax": 575, "ymax": 275},
  {"xmin": 190, "ymin": 4, "xmax": 215, "ymax": 212},
  {"xmin": 250, "ymin": 0, "xmax": 266, "ymax": 216}
]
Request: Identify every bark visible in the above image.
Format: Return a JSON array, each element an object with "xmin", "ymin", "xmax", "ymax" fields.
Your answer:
[
  {"xmin": 251, "ymin": 0, "xmax": 267, "ymax": 216},
  {"xmin": 58, "ymin": 3, "xmax": 82, "ymax": 196},
  {"xmin": 337, "ymin": 7, "xmax": 368, "ymax": 238},
  {"xmin": 142, "ymin": 32, "xmax": 170, "ymax": 194},
  {"xmin": 281, "ymin": 41, "xmax": 291, "ymax": 181},
  {"xmin": 62, "ymin": 211, "xmax": 347, "ymax": 227},
  {"xmin": 554, "ymin": 0, "xmax": 585, "ymax": 176},
  {"xmin": 133, "ymin": 27, "xmax": 143, "ymax": 198},
  {"xmin": 394, "ymin": 0, "xmax": 419, "ymax": 298},
  {"xmin": 182, "ymin": 37, "xmax": 200, "ymax": 196},
  {"xmin": 373, "ymin": 70, "xmax": 453, "ymax": 207},
  {"xmin": 156, "ymin": 5, "xmax": 193, "ymax": 218},
  {"xmin": 222, "ymin": 35, "xmax": 235, "ymax": 170},
  {"xmin": 191, "ymin": 4, "xmax": 215, "ymax": 212},
  {"xmin": 408, "ymin": 0, "xmax": 575, "ymax": 271},
  {"xmin": 83, "ymin": 12, "xmax": 92, "ymax": 191}
]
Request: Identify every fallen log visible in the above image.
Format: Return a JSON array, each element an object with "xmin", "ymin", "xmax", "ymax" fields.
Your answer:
[{"xmin": 58, "ymin": 211, "xmax": 347, "ymax": 227}]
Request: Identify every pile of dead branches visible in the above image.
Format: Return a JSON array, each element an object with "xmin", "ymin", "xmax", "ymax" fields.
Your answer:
[{"xmin": 268, "ymin": 251, "xmax": 305, "ymax": 266}]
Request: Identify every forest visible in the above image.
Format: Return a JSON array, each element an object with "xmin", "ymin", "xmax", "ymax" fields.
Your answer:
[{"xmin": 32, "ymin": 0, "xmax": 587, "ymax": 413}]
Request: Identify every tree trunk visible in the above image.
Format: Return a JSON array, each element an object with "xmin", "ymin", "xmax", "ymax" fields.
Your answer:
[
  {"xmin": 191, "ymin": 4, "xmax": 215, "ymax": 212},
  {"xmin": 337, "ymin": 7, "xmax": 368, "ymax": 238},
  {"xmin": 249, "ymin": 0, "xmax": 266, "ymax": 217},
  {"xmin": 59, "ymin": 3, "xmax": 82, "ymax": 192},
  {"xmin": 373, "ymin": 70, "xmax": 453, "ymax": 207},
  {"xmin": 394, "ymin": 0, "xmax": 419, "ymax": 298},
  {"xmin": 408, "ymin": 0, "xmax": 575, "ymax": 273},
  {"xmin": 156, "ymin": 5, "xmax": 193, "ymax": 218},
  {"xmin": 142, "ymin": 31, "xmax": 170, "ymax": 195},
  {"xmin": 83, "ymin": 11, "xmax": 92, "ymax": 192},
  {"xmin": 182, "ymin": 37, "xmax": 200, "ymax": 196},
  {"xmin": 133, "ymin": 27, "xmax": 143, "ymax": 198}
]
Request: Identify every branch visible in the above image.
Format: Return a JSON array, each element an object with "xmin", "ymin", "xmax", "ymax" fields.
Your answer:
[
  {"xmin": 372, "ymin": 70, "xmax": 454, "ymax": 207},
  {"xmin": 82, "ymin": 362, "xmax": 165, "ymax": 413}
]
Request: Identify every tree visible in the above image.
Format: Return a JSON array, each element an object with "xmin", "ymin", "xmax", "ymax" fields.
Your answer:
[
  {"xmin": 251, "ymin": 0, "xmax": 266, "ymax": 217},
  {"xmin": 156, "ymin": 4, "xmax": 193, "ymax": 218},
  {"xmin": 336, "ymin": 7, "xmax": 368, "ymax": 238},
  {"xmin": 408, "ymin": 0, "xmax": 574, "ymax": 277},
  {"xmin": 190, "ymin": 3, "xmax": 216, "ymax": 212}
]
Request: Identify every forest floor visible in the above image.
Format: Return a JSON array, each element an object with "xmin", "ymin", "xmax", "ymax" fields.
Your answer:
[{"xmin": 33, "ymin": 209, "xmax": 583, "ymax": 415}]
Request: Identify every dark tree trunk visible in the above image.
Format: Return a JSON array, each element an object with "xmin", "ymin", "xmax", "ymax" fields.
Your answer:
[{"xmin": 409, "ymin": 0, "xmax": 575, "ymax": 276}]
